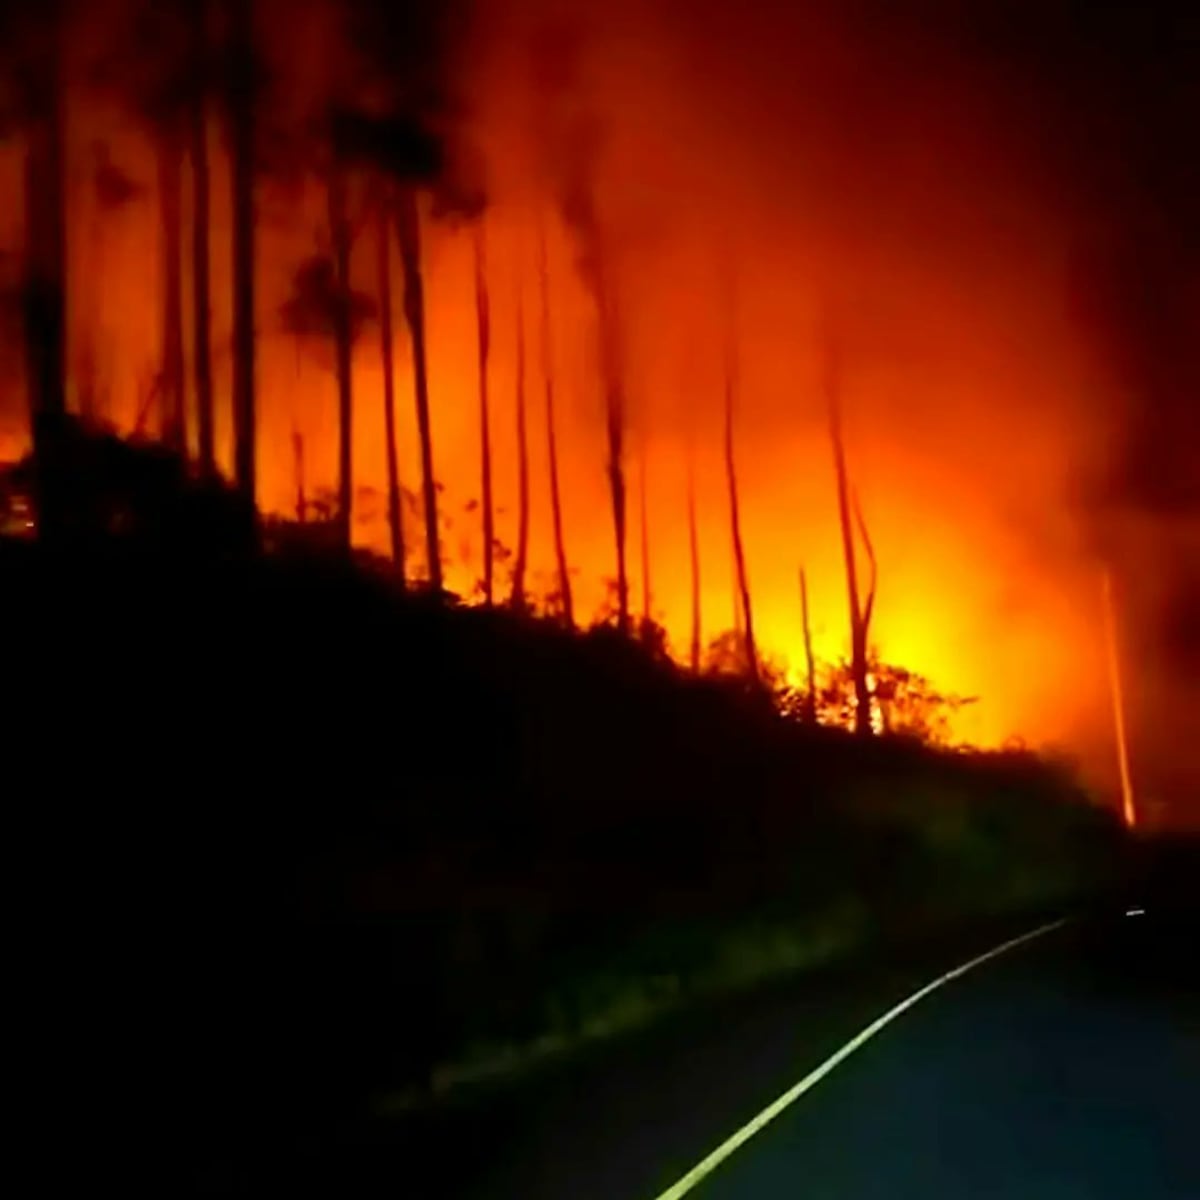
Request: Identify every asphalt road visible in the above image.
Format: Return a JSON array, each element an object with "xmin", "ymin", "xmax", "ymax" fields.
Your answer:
[
  {"xmin": 668, "ymin": 908, "xmax": 1198, "ymax": 1200},
  {"xmin": 258, "ymin": 853, "xmax": 1198, "ymax": 1200}
]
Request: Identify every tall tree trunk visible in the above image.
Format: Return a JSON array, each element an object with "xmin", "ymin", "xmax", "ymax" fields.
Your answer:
[
  {"xmin": 473, "ymin": 223, "xmax": 493, "ymax": 604},
  {"xmin": 377, "ymin": 201, "xmax": 404, "ymax": 582},
  {"xmin": 80, "ymin": 205, "xmax": 105, "ymax": 422},
  {"xmin": 638, "ymin": 438, "xmax": 651, "ymax": 631},
  {"xmin": 396, "ymin": 188, "xmax": 441, "ymax": 592},
  {"xmin": 23, "ymin": 8, "xmax": 68, "ymax": 540},
  {"xmin": 724, "ymin": 365, "xmax": 758, "ymax": 683},
  {"xmin": 825, "ymin": 344, "xmax": 871, "ymax": 736},
  {"xmin": 228, "ymin": 0, "xmax": 257, "ymax": 508},
  {"xmin": 687, "ymin": 453, "xmax": 701, "ymax": 672},
  {"xmin": 292, "ymin": 428, "xmax": 306, "ymax": 522},
  {"xmin": 189, "ymin": 11, "xmax": 215, "ymax": 474},
  {"xmin": 329, "ymin": 162, "xmax": 353, "ymax": 552},
  {"xmin": 799, "ymin": 566, "xmax": 817, "ymax": 723},
  {"xmin": 601, "ymin": 300, "xmax": 629, "ymax": 635},
  {"xmin": 510, "ymin": 285, "xmax": 530, "ymax": 610},
  {"xmin": 157, "ymin": 138, "xmax": 186, "ymax": 452},
  {"xmin": 538, "ymin": 225, "xmax": 572, "ymax": 626}
]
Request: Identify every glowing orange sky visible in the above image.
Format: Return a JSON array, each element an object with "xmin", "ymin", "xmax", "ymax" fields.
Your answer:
[{"xmin": 0, "ymin": 0, "xmax": 1131, "ymax": 768}]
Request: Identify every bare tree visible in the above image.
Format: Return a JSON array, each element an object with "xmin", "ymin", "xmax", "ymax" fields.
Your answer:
[
  {"xmin": 638, "ymin": 434, "xmax": 652, "ymax": 631},
  {"xmin": 376, "ymin": 193, "xmax": 404, "ymax": 580},
  {"xmin": 473, "ymin": 221, "xmax": 494, "ymax": 603},
  {"xmin": 291, "ymin": 428, "xmax": 306, "ymax": 521},
  {"xmin": 157, "ymin": 137, "xmax": 186, "ymax": 451},
  {"xmin": 799, "ymin": 566, "xmax": 817, "ymax": 723},
  {"xmin": 227, "ymin": 0, "xmax": 257, "ymax": 508},
  {"xmin": 188, "ymin": 4, "xmax": 214, "ymax": 472},
  {"xmin": 328, "ymin": 158, "xmax": 354, "ymax": 550},
  {"xmin": 852, "ymin": 488, "xmax": 878, "ymax": 661},
  {"xmin": 825, "ymin": 341, "xmax": 872, "ymax": 736},
  {"xmin": 687, "ymin": 451, "xmax": 701, "ymax": 672},
  {"xmin": 336, "ymin": 0, "xmax": 465, "ymax": 592},
  {"xmin": 189, "ymin": 0, "xmax": 215, "ymax": 473},
  {"xmin": 280, "ymin": 250, "xmax": 375, "ymax": 540},
  {"xmin": 510, "ymin": 282, "xmax": 530, "ymax": 610},
  {"xmin": 396, "ymin": 188, "xmax": 441, "ymax": 591},
  {"xmin": 538, "ymin": 223, "xmax": 572, "ymax": 626},
  {"xmin": 600, "ymin": 284, "xmax": 629, "ymax": 635},
  {"xmin": 102, "ymin": 0, "xmax": 210, "ymax": 461},
  {"xmin": 724, "ymin": 357, "xmax": 758, "ymax": 684},
  {"xmin": 14, "ymin": 4, "xmax": 69, "ymax": 538}
]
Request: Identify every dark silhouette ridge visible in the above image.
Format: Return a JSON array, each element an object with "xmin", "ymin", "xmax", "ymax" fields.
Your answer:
[{"xmin": 2, "ymin": 425, "xmax": 1127, "ymax": 1195}]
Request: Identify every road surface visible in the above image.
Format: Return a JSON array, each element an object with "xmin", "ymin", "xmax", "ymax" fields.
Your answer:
[
  {"xmin": 663, "ymin": 908, "xmax": 1197, "ymax": 1200},
  {"xmin": 283, "ymin": 891, "xmax": 1196, "ymax": 1200}
]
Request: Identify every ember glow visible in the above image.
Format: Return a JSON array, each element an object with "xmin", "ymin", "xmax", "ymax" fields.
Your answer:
[{"xmin": 2, "ymin": 0, "xmax": 1195, "ymax": 800}]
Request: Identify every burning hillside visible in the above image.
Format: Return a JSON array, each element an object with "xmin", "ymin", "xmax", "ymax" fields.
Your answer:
[{"xmin": 1, "ymin": 0, "xmax": 1196, "ymax": 819}]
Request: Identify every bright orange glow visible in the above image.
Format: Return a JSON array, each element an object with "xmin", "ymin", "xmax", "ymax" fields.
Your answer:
[{"xmin": 0, "ymin": 0, "xmax": 1128, "ymax": 761}]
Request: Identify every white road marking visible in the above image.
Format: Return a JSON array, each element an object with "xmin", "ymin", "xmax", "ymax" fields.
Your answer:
[
  {"xmin": 650, "ymin": 917, "xmax": 1072, "ymax": 1200},
  {"xmin": 1125, "ymin": 908, "xmax": 1146, "ymax": 917}
]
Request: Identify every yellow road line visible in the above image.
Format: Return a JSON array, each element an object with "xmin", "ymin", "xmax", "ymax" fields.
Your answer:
[{"xmin": 651, "ymin": 918, "xmax": 1072, "ymax": 1200}]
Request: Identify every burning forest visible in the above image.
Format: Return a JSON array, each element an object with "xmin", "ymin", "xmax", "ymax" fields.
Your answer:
[
  {"xmin": 1, "ymin": 0, "xmax": 1196, "ymax": 816},
  {"xmin": 7, "ymin": 4, "xmax": 1198, "ymax": 1195}
]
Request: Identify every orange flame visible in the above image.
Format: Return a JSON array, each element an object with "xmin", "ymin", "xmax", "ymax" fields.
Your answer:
[{"xmin": 0, "ymin": 1, "xmax": 1124, "ymax": 761}]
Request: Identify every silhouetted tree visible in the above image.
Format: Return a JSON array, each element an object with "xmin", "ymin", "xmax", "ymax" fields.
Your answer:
[
  {"xmin": 189, "ymin": 0, "xmax": 215, "ymax": 473},
  {"xmin": 687, "ymin": 452, "xmax": 701, "ymax": 672},
  {"xmin": 553, "ymin": 101, "xmax": 627, "ymax": 633},
  {"xmin": 226, "ymin": 0, "xmax": 257, "ymax": 507},
  {"xmin": 473, "ymin": 221, "xmax": 494, "ymax": 603},
  {"xmin": 824, "ymin": 338, "xmax": 871, "ymax": 735},
  {"xmin": 510, "ymin": 283, "xmax": 530, "ymax": 610},
  {"xmin": 799, "ymin": 566, "xmax": 817, "ymax": 723},
  {"xmin": 598, "ymin": 275, "xmax": 628, "ymax": 635},
  {"xmin": 327, "ymin": 155, "xmax": 354, "ymax": 549},
  {"xmin": 397, "ymin": 189, "xmax": 440, "ymax": 589},
  {"xmin": 94, "ymin": 2, "xmax": 194, "ymax": 448},
  {"xmin": 538, "ymin": 223, "xmax": 573, "ymax": 626},
  {"xmin": 6, "ymin": 3, "xmax": 69, "ymax": 538},
  {"xmin": 291, "ymin": 427, "xmax": 306, "ymax": 522},
  {"xmin": 638, "ymin": 435, "xmax": 652, "ymax": 633},
  {"xmin": 157, "ymin": 137, "xmax": 186, "ymax": 450},
  {"xmin": 280, "ymin": 255, "xmax": 375, "ymax": 534},
  {"xmin": 336, "ymin": 0, "xmax": 474, "ymax": 589},
  {"xmin": 376, "ymin": 191, "xmax": 404, "ymax": 579},
  {"xmin": 724, "ymin": 354, "xmax": 758, "ymax": 684},
  {"xmin": 819, "ymin": 655, "xmax": 974, "ymax": 744}
]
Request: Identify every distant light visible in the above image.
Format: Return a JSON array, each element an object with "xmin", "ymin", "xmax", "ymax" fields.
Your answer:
[{"xmin": 1125, "ymin": 908, "xmax": 1145, "ymax": 917}]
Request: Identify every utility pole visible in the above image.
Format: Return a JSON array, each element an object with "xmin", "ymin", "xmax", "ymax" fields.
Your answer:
[{"xmin": 1101, "ymin": 568, "xmax": 1137, "ymax": 829}]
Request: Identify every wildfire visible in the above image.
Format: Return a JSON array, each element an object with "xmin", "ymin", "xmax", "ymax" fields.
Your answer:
[{"xmin": 0, "ymin": 0, "xmax": 1121, "ymax": 758}]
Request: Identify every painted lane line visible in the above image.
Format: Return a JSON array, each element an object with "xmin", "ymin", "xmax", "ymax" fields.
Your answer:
[{"xmin": 650, "ymin": 917, "xmax": 1072, "ymax": 1200}]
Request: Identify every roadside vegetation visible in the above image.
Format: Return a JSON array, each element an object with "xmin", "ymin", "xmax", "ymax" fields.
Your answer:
[{"xmin": 2, "ymin": 424, "xmax": 1127, "ymax": 1143}]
